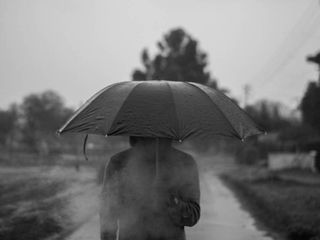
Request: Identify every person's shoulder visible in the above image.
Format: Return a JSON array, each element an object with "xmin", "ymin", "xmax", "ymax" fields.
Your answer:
[
  {"xmin": 111, "ymin": 148, "xmax": 131, "ymax": 160},
  {"xmin": 171, "ymin": 147, "xmax": 194, "ymax": 158},
  {"xmin": 171, "ymin": 148, "xmax": 196, "ymax": 165},
  {"xmin": 108, "ymin": 149, "xmax": 131, "ymax": 170}
]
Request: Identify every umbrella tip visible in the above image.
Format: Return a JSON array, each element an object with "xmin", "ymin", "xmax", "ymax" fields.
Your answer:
[
  {"xmin": 241, "ymin": 138, "xmax": 244, "ymax": 142},
  {"xmin": 178, "ymin": 139, "xmax": 182, "ymax": 143},
  {"xmin": 105, "ymin": 134, "xmax": 108, "ymax": 138},
  {"xmin": 56, "ymin": 129, "xmax": 61, "ymax": 136}
]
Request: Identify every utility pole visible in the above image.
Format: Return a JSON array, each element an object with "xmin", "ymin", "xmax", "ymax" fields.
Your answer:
[{"xmin": 243, "ymin": 84, "xmax": 251, "ymax": 108}]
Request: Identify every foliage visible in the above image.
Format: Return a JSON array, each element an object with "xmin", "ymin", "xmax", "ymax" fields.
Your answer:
[
  {"xmin": 279, "ymin": 123, "xmax": 318, "ymax": 145},
  {"xmin": 132, "ymin": 28, "xmax": 218, "ymax": 87},
  {"xmin": 222, "ymin": 172, "xmax": 320, "ymax": 240},
  {"xmin": 0, "ymin": 105, "xmax": 18, "ymax": 146},
  {"xmin": 245, "ymin": 100, "xmax": 292, "ymax": 132},
  {"xmin": 301, "ymin": 51, "xmax": 320, "ymax": 135},
  {"xmin": 301, "ymin": 81, "xmax": 320, "ymax": 135},
  {"xmin": 20, "ymin": 90, "xmax": 73, "ymax": 153},
  {"xmin": 235, "ymin": 144, "xmax": 260, "ymax": 165}
]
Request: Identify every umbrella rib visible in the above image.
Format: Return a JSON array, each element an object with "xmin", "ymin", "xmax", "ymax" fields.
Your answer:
[
  {"xmin": 107, "ymin": 82, "xmax": 144, "ymax": 136},
  {"xmin": 165, "ymin": 81, "xmax": 180, "ymax": 140},
  {"xmin": 191, "ymin": 83, "xmax": 265, "ymax": 138},
  {"xmin": 57, "ymin": 82, "xmax": 125, "ymax": 134},
  {"xmin": 212, "ymin": 89, "xmax": 265, "ymax": 136},
  {"xmin": 185, "ymin": 82, "xmax": 241, "ymax": 140}
]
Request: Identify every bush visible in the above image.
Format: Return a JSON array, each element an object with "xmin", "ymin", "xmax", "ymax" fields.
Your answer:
[
  {"xmin": 221, "ymin": 174, "xmax": 320, "ymax": 240},
  {"xmin": 235, "ymin": 145, "xmax": 260, "ymax": 165},
  {"xmin": 287, "ymin": 225, "xmax": 319, "ymax": 240}
]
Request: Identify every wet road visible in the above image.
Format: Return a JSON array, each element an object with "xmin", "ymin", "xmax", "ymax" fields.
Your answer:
[
  {"xmin": 67, "ymin": 170, "xmax": 273, "ymax": 240},
  {"xmin": 186, "ymin": 171, "xmax": 272, "ymax": 240}
]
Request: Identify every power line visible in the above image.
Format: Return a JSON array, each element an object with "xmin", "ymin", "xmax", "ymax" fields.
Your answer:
[
  {"xmin": 256, "ymin": 1, "xmax": 318, "ymax": 83},
  {"xmin": 253, "ymin": 3, "xmax": 318, "ymax": 87},
  {"xmin": 258, "ymin": 12, "xmax": 320, "ymax": 89},
  {"xmin": 246, "ymin": 1, "xmax": 320, "ymax": 106},
  {"xmin": 249, "ymin": 0, "xmax": 320, "ymax": 87}
]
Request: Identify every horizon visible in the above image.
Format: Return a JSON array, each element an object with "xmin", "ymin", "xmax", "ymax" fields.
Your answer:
[{"xmin": 1, "ymin": 0, "xmax": 320, "ymax": 110}]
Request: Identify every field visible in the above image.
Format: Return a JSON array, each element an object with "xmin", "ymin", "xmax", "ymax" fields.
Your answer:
[
  {"xmin": 0, "ymin": 165, "xmax": 101, "ymax": 240},
  {"xmin": 2, "ymin": 148, "xmax": 320, "ymax": 240},
  {"xmin": 221, "ymin": 167, "xmax": 320, "ymax": 240}
]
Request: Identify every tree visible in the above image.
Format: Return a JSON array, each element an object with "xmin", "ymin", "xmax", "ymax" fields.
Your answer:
[
  {"xmin": 20, "ymin": 90, "xmax": 73, "ymax": 153},
  {"xmin": 132, "ymin": 28, "xmax": 218, "ymax": 87},
  {"xmin": 301, "ymin": 51, "xmax": 320, "ymax": 134},
  {"xmin": 301, "ymin": 82, "xmax": 320, "ymax": 133},
  {"xmin": 301, "ymin": 51, "xmax": 320, "ymax": 171},
  {"xmin": 0, "ymin": 105, "xmax": 18, "ymax": 146},
  {"xmin": 245, "ymin": 100, "xmax": 291, "ymax": 132}
]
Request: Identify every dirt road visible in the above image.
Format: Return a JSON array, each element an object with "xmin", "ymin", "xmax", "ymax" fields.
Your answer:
[{"xmin": 67, "ymin": 170, "xmax": 273, "ymax": 240}]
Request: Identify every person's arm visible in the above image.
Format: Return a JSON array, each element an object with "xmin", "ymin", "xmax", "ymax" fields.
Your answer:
[
  {"xmin": 100, "ymin": 157, "xmax": 119, "ymax": 240},
  {"xmin": 167, "ymin": 155, "xmax": 201, "ymax": 227},
  {"xmin": 168, "ymin": 195, "xmax": 200, "ymax": 227}
]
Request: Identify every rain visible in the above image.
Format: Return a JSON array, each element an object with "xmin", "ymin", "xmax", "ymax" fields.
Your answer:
[{"xmin": 1, "ymin": 1, "xmax": 320, "ymax": 240}]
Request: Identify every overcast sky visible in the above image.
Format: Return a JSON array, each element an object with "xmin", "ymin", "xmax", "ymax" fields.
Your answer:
[{"xmin": 1, "ymin": 0, "xmax": 319, "ymax": 110}]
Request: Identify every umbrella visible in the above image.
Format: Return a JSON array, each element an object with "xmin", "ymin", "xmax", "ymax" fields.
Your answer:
[
  {"xmin": 58, "ymin": 81, "xmax": 264, "ymax": 174},
  {"xmin": 58, "ymin": 80, "xmax": 263, "ymax": 140}
]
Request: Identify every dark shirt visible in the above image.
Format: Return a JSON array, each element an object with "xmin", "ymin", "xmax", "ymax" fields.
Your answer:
[{"xmin": 100, "ymin": 146, "xmax": 200, "ymax": 240}]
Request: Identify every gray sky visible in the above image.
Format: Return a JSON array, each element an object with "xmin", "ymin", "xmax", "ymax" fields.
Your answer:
[{"xmin": 1, "ymin": 0, "xmax": 319, "ymax": 110}]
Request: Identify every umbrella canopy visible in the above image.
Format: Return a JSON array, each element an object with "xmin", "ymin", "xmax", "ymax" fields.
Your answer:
[{"xmin": 58, "ymin": 81, "xmax": 263, "ymax": 141}]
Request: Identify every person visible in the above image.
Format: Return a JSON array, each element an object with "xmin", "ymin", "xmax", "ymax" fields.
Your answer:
[
  {"xmin": 100, "ymin": 137, "xmax": 200, "ymax": 240},
  {"xmin": 315, "ymin": 149, "xmax": 320, "ymax": 172}
]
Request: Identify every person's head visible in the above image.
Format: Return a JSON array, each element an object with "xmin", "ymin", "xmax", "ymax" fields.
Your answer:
[
  {"xmin": 158, "ymin": 138, "xmax": 172, "ymax": 148},
  {"xmin": 129, "ymin": 136, "xmax": 139, "ymax": 147},
  {"xmin": 129, "ymin": 136, "xmax": 172, "ymax": 148},
  {"xmin": 129, "ymin": 136, "xmax": 153, "ymax": 147}
]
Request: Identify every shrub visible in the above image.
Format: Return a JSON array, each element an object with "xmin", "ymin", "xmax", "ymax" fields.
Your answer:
[{"xmin": 235, "ymin": 145, "xmax": 260, "ymax": 165}]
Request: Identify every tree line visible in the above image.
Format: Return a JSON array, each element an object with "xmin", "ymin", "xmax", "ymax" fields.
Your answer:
[
  {"xmin": 132, "ymin": 28, "xmax": 320, "ymax": 157},
  {"xmin": 0, "ymin": 27, "xmax": 319, "ymax": 157},
  {"xmin": 0, "ymin": 91, "xmax": 74, "ymax": 155}
]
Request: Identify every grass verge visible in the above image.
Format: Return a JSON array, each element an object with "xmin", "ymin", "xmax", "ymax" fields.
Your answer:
[
  {"xmin": 220, "ymin": 167, "xmax": 320, "ymax": 240},
  {"xmin": 0, "ymin": 166, "xmax": 99, "ymax": 240}
]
